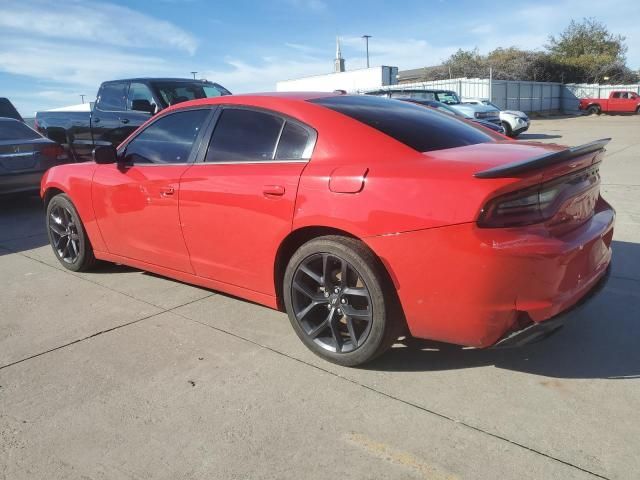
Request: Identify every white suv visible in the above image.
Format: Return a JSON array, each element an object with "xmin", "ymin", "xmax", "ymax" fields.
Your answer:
[{"xmin": 463, "ymin": 98, "xmax": 530, "ymax": 137}]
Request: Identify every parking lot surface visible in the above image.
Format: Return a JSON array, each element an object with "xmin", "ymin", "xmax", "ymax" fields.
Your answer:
[{"xmin": 1, "ymin": 115, "xmax": 639, "ymax": 479}]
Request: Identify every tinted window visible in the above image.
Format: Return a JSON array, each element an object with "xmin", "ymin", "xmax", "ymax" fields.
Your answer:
[
  {"xmin": 154, "ymin": 82, "xmax": 231, "ymax": 107},
  {"xmin": 0, "ymin": 119, "xmax": 41, "ymax": 141},
  {"xmin": 311, "ymin": 95, "xmax": 494, "ymax": 153},
  {"xmin": 276, "ymin": 122, "xmax": 310, "ymax": 159},
  {"xmin": 96, "ymin": 82, "xmax": 127, "ymax": 111},
  {"xmin": 124, "ymin": 109, "xmax": 209, "ymax": 164},
  {"xmin": 611, "ymin": 92, "xmax": 621, "ymax": 98},
  {"xmin": 206, "ymin": 109, "xmax": 284, "ymax": 162},
  {"xmin": 127, "ymin": 82, "xmax": 156, "ymax": 112}
]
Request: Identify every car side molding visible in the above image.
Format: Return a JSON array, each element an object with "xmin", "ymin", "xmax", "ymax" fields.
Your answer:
[{"xmin": 474, "ymin": 138, "xmax": 611, "ymax": 179}]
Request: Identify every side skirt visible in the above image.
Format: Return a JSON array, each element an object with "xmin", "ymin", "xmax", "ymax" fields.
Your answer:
[{"xmin": 93, "ymin": 250, "xmax": 279, "ymax": 310}]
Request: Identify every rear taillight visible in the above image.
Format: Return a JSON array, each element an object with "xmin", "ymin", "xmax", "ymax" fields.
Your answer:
[
  {"xmin": 477, "ymin": 165, "xmax": 600, "ymax": 228},
  {"xmin": 42, "ymin": 144, "xmax": 67, "ymax": 161}
]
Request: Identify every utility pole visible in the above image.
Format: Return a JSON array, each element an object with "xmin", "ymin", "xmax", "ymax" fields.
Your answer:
[
  {"xmin": 80, "ymin": 94, "xmax": 86, "ymax": 104},
  {"xmin": 488, "ymin": 67, "xmax": 493, "ymax": 103},
  {"xmin": 190, "ymin": 71, "xmax": 198, "ymax": 80},
  {"xmin": 362, "ymin": 35, "xmax": 372, "ymax": 68}
]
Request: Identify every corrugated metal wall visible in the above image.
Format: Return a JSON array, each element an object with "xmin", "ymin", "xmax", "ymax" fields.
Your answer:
[{"xmin": 365, "ymin": 78, "xmax": 640, "ymax": 113}]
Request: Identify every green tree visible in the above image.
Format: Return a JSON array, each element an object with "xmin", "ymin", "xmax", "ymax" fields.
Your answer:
[
  {"xmin": 443, "ymin": 48, "xmax": 485, "ymax": 78},
  {"xmin": 546, "ymin": 18, "xmax": 632, "ymax": 83}
]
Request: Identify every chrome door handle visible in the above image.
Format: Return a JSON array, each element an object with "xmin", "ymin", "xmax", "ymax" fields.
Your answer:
[{"xmin": 160, "ymin": 187, "xmax": 175, "ymax": 196}]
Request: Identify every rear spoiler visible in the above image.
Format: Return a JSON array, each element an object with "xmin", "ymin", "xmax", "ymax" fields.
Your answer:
[{"xmin": 474, "ymin": 138, "xmax": 611, "ymax": 179}]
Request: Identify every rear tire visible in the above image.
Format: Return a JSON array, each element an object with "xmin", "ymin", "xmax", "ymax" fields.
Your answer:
[
  {"xmin": 283, "ymin": 236, "xmax": 399, "ymax": 367},
  {"xmin": 587, "ymin": 105, "xmax": 600, "ymax": 115},
  {"xmin": 46, "ymin": 194, "xmax": 97, "ymax": 272}
]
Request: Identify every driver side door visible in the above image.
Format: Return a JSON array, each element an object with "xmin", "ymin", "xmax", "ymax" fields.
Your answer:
[{"xmin": 92, "ymin": 107, "xmax": 214, "ymax": 272}]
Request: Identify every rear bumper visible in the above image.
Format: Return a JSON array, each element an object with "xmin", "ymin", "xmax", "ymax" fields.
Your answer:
[
  {"xmin": 365, "ymin": 198, "xmax": 615, "ymax": 347},
  {"xmin": 492, "ymin": 264, "xmax": 610, "ymax": 347}
]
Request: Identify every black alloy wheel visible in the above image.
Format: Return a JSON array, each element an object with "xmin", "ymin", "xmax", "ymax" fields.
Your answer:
[
  {"xmin": 48, "ymin": 204, "xmax": 81, "ymax": 264},
  {"xmin": 283, "ymin": 236, "xmax": 399, "ymax": 366},
  {"xmin": 291, "ymin": 252, "xmax": 373, "ymax": 354},
  {"xmin": 46, "ymin": 194, "xmax": 96, "ymax": 272}
]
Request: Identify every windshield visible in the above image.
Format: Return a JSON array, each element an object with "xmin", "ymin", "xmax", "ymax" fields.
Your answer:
[
  {"xmin": 0, "ymin": 119, "xmax": 41, "ymax": 141},
  {"xmin": 433, "ymin": 91, "xmax": 460, "ymax": 105},
  {"xmin": 483, "ymin": 101, "xmax": 501, "ymax": 111},
  {"xmin": 153, "ymin": 82, "xmax": 232, "ymax": 107},
  {"xmin": 432, "ymin": 103, "xmax": 459, "ymax": 116}
]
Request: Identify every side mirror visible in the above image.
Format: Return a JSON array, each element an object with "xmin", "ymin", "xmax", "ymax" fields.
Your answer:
[
  {"xmin": 131, "ymin": 99, "xmax": 154, "ymax": 115},
  {"xmin": 93, "ymin": 145, "xmax": 118, "ymax": 164}
]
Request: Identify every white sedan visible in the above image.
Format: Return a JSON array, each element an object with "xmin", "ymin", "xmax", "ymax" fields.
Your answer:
[{"xmin": 463, "ymin": 98, "xmax": 530, "ymax": 137}]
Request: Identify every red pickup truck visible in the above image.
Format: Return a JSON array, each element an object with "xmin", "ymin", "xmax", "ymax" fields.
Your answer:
[{"xmin": 579, "ymin": 90, "xmax": 640, "ymax": 115}]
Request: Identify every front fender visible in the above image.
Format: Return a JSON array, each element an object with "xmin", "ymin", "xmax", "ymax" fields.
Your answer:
[{"xmin": 41, "ymin": 163, "xmax": 107, "ymax": 252}]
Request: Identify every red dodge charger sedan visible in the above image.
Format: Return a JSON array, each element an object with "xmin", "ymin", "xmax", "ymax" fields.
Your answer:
[{"xmin": 41, "ymin": 93, "xmax": 614, "ymax": 366}]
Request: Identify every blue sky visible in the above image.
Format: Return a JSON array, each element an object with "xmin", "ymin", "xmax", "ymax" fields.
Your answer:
[{"xmin": 1, "ymin": 0, "xmax": 638, "ymax": 116}]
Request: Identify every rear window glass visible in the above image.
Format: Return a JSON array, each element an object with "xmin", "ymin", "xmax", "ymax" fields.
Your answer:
[
  {"xmin": 310, "ymin": 95, "xmax": 494, "ymax": 153},
  {"xmin": 0, "ymin": 119, "xmax": 41, "ymax": 141},
  {"xmin": 276, "ymin": 122, "xmax": 310, "ymax": 160}
]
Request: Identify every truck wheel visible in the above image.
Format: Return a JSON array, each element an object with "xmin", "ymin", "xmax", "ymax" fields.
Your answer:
[
  {"xmin": 587, "ymin": 105, "xmax": 600, "ymax": 115},
  {"xmin": 501, "ymin": 121, "xmax": 513, "ymax": 137}
]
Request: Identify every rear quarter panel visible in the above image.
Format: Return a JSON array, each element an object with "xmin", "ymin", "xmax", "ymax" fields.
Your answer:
[{"xmin": 41, "ymin": 163, "xmax": 106, "ymax": 252}]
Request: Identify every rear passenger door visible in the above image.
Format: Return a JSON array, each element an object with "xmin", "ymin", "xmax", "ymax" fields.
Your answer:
[{"xmin": 179, "ymin": 107, "xmax": 316, "ymax": 295}]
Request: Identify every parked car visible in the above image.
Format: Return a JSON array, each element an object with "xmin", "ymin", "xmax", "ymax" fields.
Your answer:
[
  {"xmin": 578, "ymin": 91, "xmax": 640, "ymax": 115},
  {"xmin": 366, "ymin": 88, "xmax": 502, "ymax": 126},
  {"xmin": 35, "ymin": 78, "xmax": 231, "ymax": 161},
  {"xmin": 0, "ymin": 98, "xmax": 24, "ymax": 122},
  {"xmin": 401, "ymin": 98, "xmax": 506, "ymax": 134},
  {"xmin": 463, "ymin": 98, "xmax": 530, "ymax": 137},
  {"xmin": 41, "ymin": 94, "xmax": 613, "ymax": 366},
  {"xmin": 0, "ymin": 117, "xmax": 67, "ymax": 195}
]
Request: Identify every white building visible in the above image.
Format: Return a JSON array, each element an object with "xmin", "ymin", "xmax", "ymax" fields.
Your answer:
[{"xmin": 276, "ymin": 38, "xmax": 398, "ymax": 93}]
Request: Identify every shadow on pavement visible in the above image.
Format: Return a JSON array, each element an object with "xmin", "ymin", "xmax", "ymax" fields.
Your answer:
[
  {"xmin": 0, "ymin": 194, "xmax": 48, "ymax": 254},
  {"xmin": 370, "ymin": 240, "xmax": 640, "ymax": 380}
]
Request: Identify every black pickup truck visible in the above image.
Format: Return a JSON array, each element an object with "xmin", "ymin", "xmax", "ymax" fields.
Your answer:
[{"xmin": 35, "ymin": 78, "xmax": 231, "ymax": 161}]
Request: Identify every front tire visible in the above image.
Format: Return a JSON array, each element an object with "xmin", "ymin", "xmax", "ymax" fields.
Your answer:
[
  {"xmin": 501, "ymin": 121, "xmax": 513, "ymax": 137},
  {"xmin": 283, "ymin": 236, "xmax": 399, "ymax": 367},
  {"xmin": 587, "ymin": 105, "xmax": 600, "ymax": 115},
  {"xmin": 46, "ymin": 194, "xmax": 96, "ymax": 272}
]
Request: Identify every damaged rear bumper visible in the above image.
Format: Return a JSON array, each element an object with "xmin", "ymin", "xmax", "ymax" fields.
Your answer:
[{"xmin": 493, "ymin": 264, "xmax": 611, "ymax": 348}]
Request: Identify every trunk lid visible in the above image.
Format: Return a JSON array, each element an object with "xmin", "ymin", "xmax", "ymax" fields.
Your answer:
[
  {"xmin": 0, "ymin": 138, "xmax": 61, "ymax": 173},
  {"xmin": 423, "ymin": 139, "xmax": 608, "ymax": 234}
]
